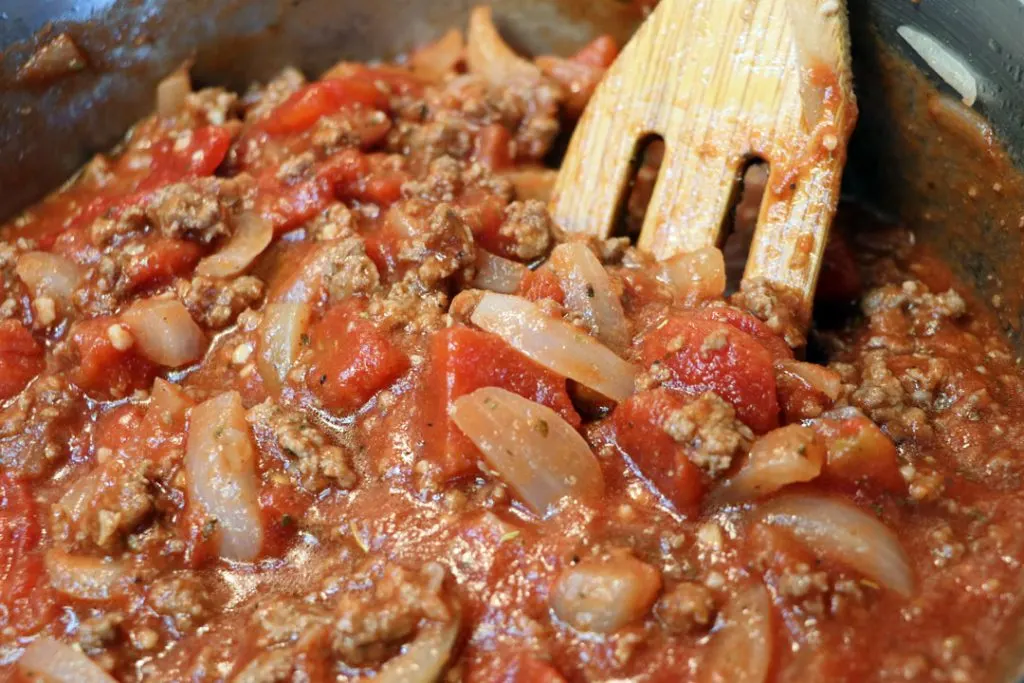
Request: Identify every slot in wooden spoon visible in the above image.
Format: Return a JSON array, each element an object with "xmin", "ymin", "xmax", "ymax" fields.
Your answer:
[{"xmin": 549, "ymin": 0, "xmax": 857, "ymax": 325}]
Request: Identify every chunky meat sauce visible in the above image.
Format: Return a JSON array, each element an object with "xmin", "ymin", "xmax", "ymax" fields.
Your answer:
[{"xmin": 3, "ymin": 9, "xmax": 1024, "ymax": 682}]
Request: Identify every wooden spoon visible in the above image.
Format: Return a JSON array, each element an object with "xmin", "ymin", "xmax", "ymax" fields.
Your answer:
[{"xmin": 549, "ymin": 0, "xmax": 857, "ymax": 326}]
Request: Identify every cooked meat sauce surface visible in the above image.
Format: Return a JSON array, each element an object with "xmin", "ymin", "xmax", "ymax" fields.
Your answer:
[{"xmin": 3, "ymin": 10, "xmax": 1024, "ymax": 682}]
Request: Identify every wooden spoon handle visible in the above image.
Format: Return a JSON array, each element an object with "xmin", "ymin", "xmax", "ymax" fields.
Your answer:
[{"xmin": 550, "ymin": 0, "xmax": 856, "ymax": 311}]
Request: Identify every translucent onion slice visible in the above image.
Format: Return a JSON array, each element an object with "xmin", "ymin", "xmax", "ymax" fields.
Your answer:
[
  {"xmin": 700, "ymin": 584, "xmax": 773, "ymax": 683},
  {"xmin": 45, "ymin": 550, "xmax": 128, "ymax": 601},
  {"xmin": 18, "ymin": 637, "xmax": 117, "ymax": 683},
  {"xmin": 470, "ymin": 293, "xmax": 637, "ymax": 402},
  {"xmin": 466, "ymin": 6, "xmax": 543, "ymax": 87},
  {"xmin": 897, "ymin": 25, "xmax": 978, "ymax": 106},
  {"xmin": 358, "ymin": 619, "xmax": 459, "ymax": 683},
  {"xmin": 775, "ymin": 359, "xmax": 842, "ymax": 400},
  {"xmin": 156, "ymin": 64, "xmax": 192, "ymax": 117},
  {"xmin": 502, "ymin": 167, "xmax": 558, "ymax": 202},
  {"xmin": 185, "ymin": 391, "xmax": 264, "ymax": 561},
  {"xmin": 122, "ymin": 298, "xmax": 206, "ymax": 368},
  {"xmin": 257, "ymin": 302, "xmax": 312, "ymax": 393},
  {"xmin": 472, "ymin": 250, "xmax": 527, "ymax": 294},
  {"xmin": 712, "ymin": 425, "xmax": 825, "ymax": 504},
  {"xmin": 551, "ymin": 553, "xmax": 662, "ymax": 633},
  {"xmin": 658, "ymin": 247, "xmax": 726, "ymax": 305},
  {"xmin": 409, "ymin": 28, "xmax": 465, "ymax": 82},
  {"xmin": 451, "ymin": 387, "xmax": 604, "ymax": 517},
  {"xmin": 15, "ymin": 251, "xmax": 84, "ymax": 309},
  {"xmin": 759, "ymin": 494, "xmax": 914, "ymax": 597},
  {"xmin": 549, "ymin": 242, "xmax": 630, "ymax": 354},
  {"xmin": 196, "ymin": 211, "xmax": 274, "ymax": 278}
]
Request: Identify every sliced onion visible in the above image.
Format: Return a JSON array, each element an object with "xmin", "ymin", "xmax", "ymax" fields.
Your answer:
[
  {"xmin": 185, "ymin": 391, "xmax": 264, "ymax": 561},
  {"xmin": 713, "ymin": 425, "xmax": 825, "ymax": 504},
  {"xmin": 470, "ymin": 293, "xmax": 637, "ymax": 402},
  {"xmin": 472, "ymin": 250, "xmax": 527, "ymax": 294},
  {"xmin": 551, "ymin": 553, "xmax": 661, "ymax": 633},
  {"xmin": 502, "ymin": 167, "xmax": 558, "ymax": 203},
  {"xmin": 775, "ymin": 359, "xmax": 841, "ymax": 400},
  {"xmin": 257, "ymin": 302, "xmax": 312, "ymax": 393},
  {"xmin": 409, "ymin": 28, "xmax": 465, "ymax": 82},
  {"xmin": 156, "ymin": 64, "xmax": 192, "ymax": 117},
  {"xmin": 466, "ymin": 6, "xmax": 543, "ymax": 87},
  {"xmin": 18, "ymin": 637, "xmax": 117, "ymax": 683},
  {"xmin": 122, "ymin": 298, "xmax": 206, "ymax": 367},
  {"xmin": 549, "ymin": 242, "xmax": 630, "ymax": 354},
  {"xmin": 356, "ymin": 619, "xmax": 459, "ymax": 683},
  {"xmin": 700, "ymin": 584, "xmax": 773, "ymax": 683},
  {"xmin": 45, "ymin": 550, "xmax": 129, "ymax": 601},
  {"xmin": 759, "ymin": 494, "xmax": 914, "ymax": 597},
  {"xmin": 897, "ymin": 25, "xmax": 978, "ymax": 106},
  {"xmin": 451, "ymin": 387, "xmax": 604, "ymax": 517},
  {"xmin": 196, "ymin": 211, "xmax": 273, "ymax": 278},
  {"xmin": 15, "ymin": 251, "xmax": 84, "ymax": 309},
  {"xmin": 658, "ymin": 247, "xmax": 726, "ymax": 305}
]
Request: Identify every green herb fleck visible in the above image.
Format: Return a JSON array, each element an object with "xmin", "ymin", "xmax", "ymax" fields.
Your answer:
[{"xmin": 499, "ymin": 530, "xmax": 521, "ymax": 544}]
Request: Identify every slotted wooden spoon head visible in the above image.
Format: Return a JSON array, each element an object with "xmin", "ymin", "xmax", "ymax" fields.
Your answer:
[{"xmin": 549, "ymin": 0, "xmax": 857, "ymax": 325}]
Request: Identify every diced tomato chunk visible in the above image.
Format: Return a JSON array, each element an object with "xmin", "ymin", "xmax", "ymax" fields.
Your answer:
[
  {"xmin": 143, "ymin": 125, "xmax": 233, "ymax": 186},
  {"xmin": 425, "ymin": 326, "xmax": 581, "ymax": 482},
  {"xmin": 306, "ymin": 302, "xmax": 409, "ymax": 414},
  {"xmin": 473, "ymin": 124, "xmax": 514, "ymax": 170},
  {"xmin": 0, "ymin": 321, "xmax": 44, "ymax": 401},
  {"xmin": 13, "ymin": 125, "xmax": 230, "ymax": 249},
  {"xmin": 264, "ymin": 78, "xmax": 389, "ymax": 136},
  {"xmin": 640, "ymin": 313, "xmax": 779, "ymax": 433},
  {"xmin": 612, "ymin": 388, "xmax": 705, "ymax": 510},
  {"xmin": 457, "ymin": 188, "xmax": 511, "ymax": 257},
  {"xmin": 0, "ymin": 474, "xmax": 42, "ymax": 609},
  {"xmin": 258, "ymin": 483, "xmax": 313, "ymax": 556},
  {"xmin": 258, "ymin": 173, "xmax": 335, "ymax": 235},
  {"xmin": 123, "ymin": 238, "xmax": 203, "ymax": 291},
  {"xmin": 70, "ymin": 317, "xmax": 156, "ymax": 399},
  {"xmin": 696, "ymin": 306, "xmax": 793, "ymax": 360},
  {"xmin": 94, "ymin": 404, "xmax": 145, "ymax": 454},
  {"xmin": 571, "ymin": 34, "xmax": 619, "ymax": 68},
  {"xmin": 517, "ymin": 268, "xmax": 565, "ymax": 304},
  {"xmin": 775, "ymin": 365, "xmax": 833, "ymax": 423},
  {"xmin": 810, "ymin": 414, "xmax": 905, "ymax": 493},
  {"xmin": 320, "ymin": 150, "xmax": 408, "ymax": 208}
]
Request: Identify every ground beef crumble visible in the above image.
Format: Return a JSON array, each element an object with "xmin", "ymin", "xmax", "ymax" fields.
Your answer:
[
  {"xmin": 662, "ymin": 392, "xmax": 753, "ymax": 478},
  {"xmin": 247, "ymin": 399, "xmax": 358, "ymax": 492}
]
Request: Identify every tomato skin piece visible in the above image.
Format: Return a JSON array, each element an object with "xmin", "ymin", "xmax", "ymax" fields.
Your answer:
[
  {"xmin": 306, "ymin": 302, "xmax": 409, "ymax": 414},
  {"xmin": 70, "ymin": 317, "xmax": 157, "ymax": 399},
  {"xmin": 640, "ymin": 313, "xmax": 780, "ymax": 433},
  {"xmin": 425, "ymin": 326, "xmax": 582, "ymax": 481},
  {"xmin": 263, "ymin": 78, "xmax": 389, "ymax": 136},
  {"xmin": 0, "ymin": 321, "xmax": 44, "ymax": 401},
  {"xmin": 696, "ymin": 306, "xmax": 793, "ymax": 360},
  {"xmin": 613, "ymin": 388, "xmax": 705, "ymax": 510}
]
